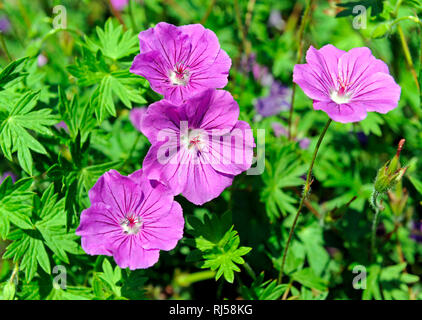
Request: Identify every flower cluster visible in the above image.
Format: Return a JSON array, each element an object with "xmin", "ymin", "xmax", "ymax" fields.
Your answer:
[{"xmin": 78, "ymin": 23, "xmax": 254, "ymax": 269}]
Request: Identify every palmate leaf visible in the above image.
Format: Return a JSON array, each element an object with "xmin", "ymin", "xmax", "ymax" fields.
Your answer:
[
  {"xmin": 0, "ymin": 57, "xmax": 28, "ymax": 89},
  {"xmin": 0, "ymin": 91, "xmax": 59, "ymax": 174},
  {"xmin": 241, "ymin": 273, "xmax": 287, "ymax": 300},
  {"xmin": 186, "ymin": 212, "xmax": 252, "ymax": 283},
  {"xmin": 260, "ymin": 145, "xmax": 307, "ymax": 222},
  {"xmin": 85, "ymin": 19, "xmax": 139, "ymax": 61},
  {"xmin": 68, "ymin": 47, "xmax": 147, "ymax": 123},
  {"xmin": 0, "ymin": 177, "xmax": 33, "ymax": 239},
  {"xmin": 3, "ymin": 185, "xmax": 80, "ymax": 283}
]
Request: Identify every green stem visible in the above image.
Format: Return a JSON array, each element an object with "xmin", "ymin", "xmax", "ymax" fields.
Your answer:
[
  {"xmin": 371, "ymin": 203, "xmax": 380, "ymax": 260},
  {"xmin": 128, "ymin": 0, "xmax": 137, "ymax": 30},
  {"xmin": 287, "ymin": 0, "xmax": 314, "ymax": 141},
  {"xmin": 0, "ymin": 32, "xmax": 12, "ymax": 62},
  {"xmin": 278, "ymin": 118, "xmax": 332, "ymax": 284},
  {"xmin": 124, "ymin": 134, "xmax": 141, "ymax": 166}
]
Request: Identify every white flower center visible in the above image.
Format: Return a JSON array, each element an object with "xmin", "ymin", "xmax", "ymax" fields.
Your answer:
[
  {"xmin": 120, "ymin": 215, "xmax": 142, "ymax": 235},
  {"xmin": 330, "ymin": 90, "xmax": 351, "ymax": 104},
  {"xmin": 182, "ymin": 129, "xmax": 206, "ymax": 153},
  {"xmin": 169, "ymin": 63, "xmax": 191, "ymax": 86}
]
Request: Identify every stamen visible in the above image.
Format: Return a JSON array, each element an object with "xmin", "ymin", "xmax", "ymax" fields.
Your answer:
[{"xmin": 120, "ymin": 214, "xmax": 142, "ymax": 235}]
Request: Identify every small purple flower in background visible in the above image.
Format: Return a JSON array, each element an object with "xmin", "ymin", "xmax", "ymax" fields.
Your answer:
[
  {"xmin": 130, "ymin": 107, "xmax": 146, "ymax": 132},
  {"xmin": 141, "ymin": 89, "xmax": 255, "ymax": 205},
  {"xmin": 55, "ymin": 121, "xmax": 69, "ymax": 132},
  {"xmin": 76, "ymin": 169, "xmax": 184, "ymax": 270},
  {"xmin": 271, "ymin": 122, "xmax": 288, "ymax": 138},
  {"xmin": 293, "ymin": 45, "xmax": 401, "ymax": 123},
  {"xmin": 252, "ymin": 64, "xmax": 274, "ymax": 87},
  {"xmin": 271, "ymin": 122, "xmax": 310, "ymax": 149},
  {"xmin": 255, "ymin": 82, "xmax": 291, "ymax": 117},
  {"xmin": 130, "ymin": 22, "xmax": 231, "ymax": 105},
  {"xmin": 110, "ymin": 0, "xmax": 129, "ymax": 11},
  {"xmin": 299, "ymin": 138, "xmax": 310, "ymax": 150},
  {"xmin": 0, "ymin": 171, "xmax": 16, "ymax": 184},
  {"xmin": 0, "ymin": 17, "xmax": 10, "ymax": 33},
  {"xmin": 37, "ymin": 54, "xmax": 48, "ymax": 67},
  {"xmin": 410, "ymin": 221, "xmax": 422, "ymax": 243},
  {"xmin": 268, "ymin": 10, "xmax": 285, "ymax": 31}
]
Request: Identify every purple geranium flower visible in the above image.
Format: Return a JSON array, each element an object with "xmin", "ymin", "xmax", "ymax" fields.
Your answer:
[
  {"xmin": 111, "ymin": 0, "xmax": 129, "ymax": 11},
  {"xmin": 255, "ymin": 82, "xmax": 291, "ymax": 117},
  {"xmin": 141, "ymin": 89, "xmax": 255, "ymax": 205},
  {"xmin": 76, "ymin": 169, "xmax": 184, "ymax": 270},
  {"xmin": 293, "ymin": 45, "xmax": 401, "ymax": 123},
  {"xmin": 130, "ymin": 22, "xmax": 231, "ymax": 105},
  {"xmin": 130, "ymin": 107, "xmax": 147, "ymax": 132},
  {"xmin": 0, "ymin": 171, "xmax": 16, "ymax": 184}
]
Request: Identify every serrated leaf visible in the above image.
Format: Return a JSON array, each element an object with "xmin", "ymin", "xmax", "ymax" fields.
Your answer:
[
  {"xmin": 0, "ymin": 177, "xmax": 33, "ymax": 239},
  {"xmin": 0, "ymin": 91, "xmax": 59, "ymax": 174},
  {"xmin": 85, "ymin": 19, "xmax": 139, "ymax": 60},
  {"xmin": 187, "ymin": 212, "xmax": 251, "ymax": 283},
  {"xmin": 3, "ymin": 185, "xmax": 80, "ymax": 282}
]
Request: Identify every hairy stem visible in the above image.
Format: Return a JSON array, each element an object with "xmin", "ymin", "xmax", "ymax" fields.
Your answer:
[
  {"xmin": 371, "ymin": 203, "xmax": 381, "ymax": 262},
  {"xmin": 278, "ymin": 118, "xmax": 332, "ymax": 284}
]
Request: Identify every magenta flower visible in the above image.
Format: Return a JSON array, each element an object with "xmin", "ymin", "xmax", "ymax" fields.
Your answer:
[
  {"xmin": 130, "ymin": 22, "xmax": 231, "ymax": 105},
  {"xmin": 130, "ymin": 107, "xmax": 146, "ymax": 132},
  {"xmin": 141, "ymin": 89, "xmax": 254, "ymax": 205},
  {"xmin": 76, "ymin": 169, "xmax": 184, "ymax": 270},
  {"xmin": 293, "ymin": 45, "xmax": 401, "ymax": 123},
  {"xmin": 110, "ymin": 0, "xmax": 129, "ymax": 11}
]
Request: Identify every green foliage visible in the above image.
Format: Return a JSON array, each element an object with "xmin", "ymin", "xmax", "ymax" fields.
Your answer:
[
  {"xmin": 241, "ymin": 273, "xmax": 287, "ymax": 300},
  {"xmin": 85, "ymin": 19, "xmax": 139, "ymax": 61},
  {"xmin": 0, "ymin": 177, "xmax": 33, "ymax": 239},
  {"xmin": 186, "ymin": 212, "xmax": 252, "ymax": 283},
  {"xmin": 3, "ymin": 185, "xmax": 80, "ymax": 282},
  {"xmin": 0, "ymin": 91, "xmax": 59, "ymax": 174},
  {"xmin": 260, "ymin": 144, "xmax": 307, "ymax": 222}
]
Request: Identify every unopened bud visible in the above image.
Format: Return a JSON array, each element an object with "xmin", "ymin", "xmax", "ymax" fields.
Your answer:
[{"xmin": 374, "ymin": 139, "xmax": 407, "ymax": 194}]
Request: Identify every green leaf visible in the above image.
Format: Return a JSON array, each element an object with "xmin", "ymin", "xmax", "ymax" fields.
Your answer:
[
  {"xmin": 186, "ymin": 212, "xmax": 251, "ymax": 283},
  {"xmin": 261, "ymin": 144, "xmax": 307, "ymax": 221},
  {"xmin": 0, "ymin": 177, "xmax": 33, "ymax": 239},
  {"xmin": 97, "ymin": 258, "xmax": 122, "ymax": 297},
  {"xmin": 3, "ymin": 185, "xmax": 80, "ymax": 282},
  {"xmin": 360, "ymin": 112, "xmax": 385, "ymax": 137},
  {"xmin": 0, "ymin": 91, "xmax": 59, "ymax": 174},
  {"xmin": 1, "ymin": 281, "xmax": 16, "ymax": 300},
  {"xmin": 291, "ymin": 268, "xmax": 328, "ymax": 292},
  {"xmin": 85, "ymin": 19, "xmax": 139, "ymax": 60},
  {"xmin": 241, "ymin": 273, "xmax": 287, "ymax": 300},
  {"xmin": 409, "ymin": 176, "xmax": 422, "ymax": 195},
  {"xmin": 0, "ymin": 57, "xmax": 27, "ymax": 89}
]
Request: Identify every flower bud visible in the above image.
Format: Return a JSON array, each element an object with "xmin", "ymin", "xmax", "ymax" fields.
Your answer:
[{"xmin": 374, "ymin": 139, "xmax": 408, "ymax": 194}]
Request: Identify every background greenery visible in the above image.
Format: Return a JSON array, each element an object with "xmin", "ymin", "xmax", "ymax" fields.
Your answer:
[{"xmin": 0, "ymin": 0, "xmax": 421, "ymax": 300}]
